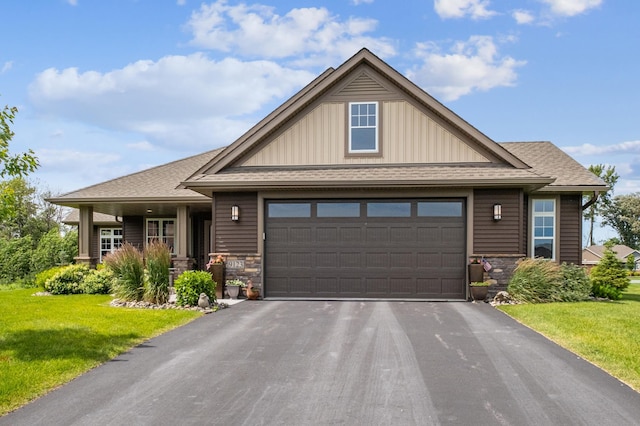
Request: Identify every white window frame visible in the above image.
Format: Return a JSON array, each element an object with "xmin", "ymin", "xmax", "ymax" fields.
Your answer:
[
  {"xmin": 99, "ymin": 227, "xmax": 123, "ymax": 262},
  {"xmin": 531, "ymin": 199, "xmax": 556, "ymax": 260},
  {"xmin": 146, "ymin": 218, "xmax": 176, "ymax": 254},
  {"xmin": 348, "ymin": 101, "xmax": 379, "ymax": 153}
]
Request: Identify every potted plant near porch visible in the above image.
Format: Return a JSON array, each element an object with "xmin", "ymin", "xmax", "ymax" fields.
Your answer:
[
  {"xmin": 207, "ymin": 255, "xmax": 225, "ymax": 300},
  {"xmin": 469, "ymin": 281, "xmax": 490, "ymax": 302},
  {"xmin": 225, "ymin": 279, "xmax": 245, "ymax": 300},
  {"xmin": 468, "ymin": 257, "xmax": 484, "ymax": 284}
]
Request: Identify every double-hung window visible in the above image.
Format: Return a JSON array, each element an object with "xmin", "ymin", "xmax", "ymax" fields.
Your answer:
[
  {"xmin": 99, "ymin": 228, "xmax": 122, "ymax": 261},
  {"xmin": 532, "ymin": 199, "xmax": 555, "ymax": 259},
  {"xmin": 349, "ymin": 102, "xmax": 378, "ymax": 153},
  {"xmin": 147, "ymin": 219, "xmax": 175, "ymax": 254}
]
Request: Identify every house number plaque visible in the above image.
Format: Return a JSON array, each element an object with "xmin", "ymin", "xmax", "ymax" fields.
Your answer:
[{"xmin": 226, "ymin": 260, "xmax": 245, "ymax": 270}]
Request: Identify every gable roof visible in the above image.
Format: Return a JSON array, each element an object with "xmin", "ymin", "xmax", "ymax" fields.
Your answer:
[
  {"xmin": 582, "ymin": 245, "xmax": 640, "ymax": 263},
  {"xmin": 186, "ymin": 48, "xmax": 529, "ymax": 180}
]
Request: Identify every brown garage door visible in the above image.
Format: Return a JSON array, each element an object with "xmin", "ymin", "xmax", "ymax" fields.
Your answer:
[{"xmin": 264, "ymin": 199, "xmax": 466, "ymax": 299}]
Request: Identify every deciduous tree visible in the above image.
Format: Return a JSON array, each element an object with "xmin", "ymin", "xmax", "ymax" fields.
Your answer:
[{"xmin": 584, "ymin": 164, "xmax": 619, "ymax": 246}]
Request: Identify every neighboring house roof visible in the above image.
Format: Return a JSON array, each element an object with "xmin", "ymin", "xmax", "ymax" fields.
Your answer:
[{"xmin": 582, "ymin": 245, "xmax": 640, "ymax": 264}]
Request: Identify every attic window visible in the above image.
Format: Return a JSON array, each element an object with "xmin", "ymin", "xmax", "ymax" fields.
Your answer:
[{"xmin": 349, "ymin": 102, "xmax": 378, "ymax": 153}]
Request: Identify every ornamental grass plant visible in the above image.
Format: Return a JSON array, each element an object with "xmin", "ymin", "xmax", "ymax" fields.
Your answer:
[
  {"xmin": 103, "ymin": 243, "xmax": 145, "ymax": 301},
  {"xmin": 508, "ymin": 258, "xmax": 591, "ymax": 303},
  {"xmin": 144, "ymin": 241, "xmax": 171, "ymax": 304}
]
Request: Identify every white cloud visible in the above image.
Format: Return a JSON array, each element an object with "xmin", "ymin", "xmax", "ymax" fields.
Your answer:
[
  {"xmin": 127, "ymin": 141, "xmax": 155, "ymax": 151},
  {"xmin": 177, "ymin": 0, "xmax": 187, "ymax": 5},
  {"xmin": 67, "ymin": 0, "xmax": 78, "ymax": 6},
  {"xmin": 186, "ymin": 1, "xmax": 396, "ymax": 67},
  {"xmin": 406, "ymin": 36, "xmax": 526, "ymax": 101},
  {"xmin": 513, "ymin": 9, "xmax": 535, "ymax": 24},
  {"xmin": 562, "ymin": 140, "xmax": 640, "ymax": 156},
  {"xmin": 351, "ymin": 0, "xmax": 374, "ymax": 4},
  {"xmin": 434, "ymin": 0, "xmax": 497, "ymax": 20},
  {"xmin": 1, "ymin": 61, "xmax": 13, "ymax": 74},
  {"xmin": 541, "ymin": 0, "xmax": 603, "ymax": 17},
  {"xmin": 28, "ymin": 53, "xmax": 315, "ymax": 148}
]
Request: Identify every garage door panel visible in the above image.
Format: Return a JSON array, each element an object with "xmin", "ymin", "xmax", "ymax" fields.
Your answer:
[
  {"xmin": 366, "ymin": 252, "xmax": 389, "ymax": 268},
  {"xmin": 340, "ymin": 252, "xmax": 361, "ymax": 268},
  {"xmin": 265, "ymin": 199, "xmax": 466, "ymax": 299},
  {"xmin": 317, "ymin": 252, "xmax": 337, "ymax": 267},
  {"xmin": 290, "ymin": 252, "xmax": 313, "ymax": 268}
]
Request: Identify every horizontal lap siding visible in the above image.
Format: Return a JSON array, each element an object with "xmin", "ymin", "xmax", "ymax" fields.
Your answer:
[
  {"xmin": 473, "ymin": 189, "xmax": 523, "ymax": 254},
  {"xmin": 123, "ymin": 216, "xmax": 144, "ymax": 250},
  {"xmin": 214, "ymin": 193, "xmax": 258, "ymax": 253},
  {"xmin": 559, "ymin": 194, "xmax": 582, "ymax": 265}
]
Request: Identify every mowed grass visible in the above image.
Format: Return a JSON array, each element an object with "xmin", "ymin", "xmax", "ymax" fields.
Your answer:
[
  {"xmin": 0, "ymin": 288, "xmax": 202, "ymax": 416},
  {"xmin": 499, "ymin": 284, "xmax": 640, "ymax": 391}
]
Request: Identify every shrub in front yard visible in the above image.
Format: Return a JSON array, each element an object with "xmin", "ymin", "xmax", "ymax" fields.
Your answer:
[
  {"xmin": 81, "ymin": 268, "xmax": 114, "ymax": 294},
  {"xmin": 144, "ymin": 241, "xmax": 171, "ymax": 304},
  {"xmin": 174, "ymin": 270, "xmax": 215, "ymax": 307},
  {"xmin": 103, "ymin": 243, "xmax": 145, "ymax": 301},
  {"xmin": 44, "ymin": 264, "xmax": 91, "ymax": 295},
  {"xmin": 508, "ymin": 258, "xmax": 591, "ymax": 303},
  {"xmin": 35, "ymin": 266, "xmax": 68, "ymax": 289},
  {"xmin": 590, "ymin": 245, "xmax": 630, "ymax": 300}
]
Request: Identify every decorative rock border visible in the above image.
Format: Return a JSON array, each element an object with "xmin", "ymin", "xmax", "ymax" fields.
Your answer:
[{"xmin": 109, "ymin": 299, "xmax": 228, "ymax": 313}]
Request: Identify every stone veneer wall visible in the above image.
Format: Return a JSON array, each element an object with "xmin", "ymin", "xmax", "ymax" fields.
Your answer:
[
  {"xmin": 480, "ymin": 255, "xmax": 523, "ymax": 297},
  {"xmin": 210, "ymin": 253, "xmax": 262, "ymax": 289}
]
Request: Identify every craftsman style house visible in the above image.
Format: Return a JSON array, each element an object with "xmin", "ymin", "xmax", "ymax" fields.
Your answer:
[{"xmin": 51, "ymin": 49, "xmax": 606, "ymax": 300}]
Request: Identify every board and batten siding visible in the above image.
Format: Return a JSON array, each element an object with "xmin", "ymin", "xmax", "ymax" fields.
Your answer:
[
  {"xmin": 240, "ymin": 101, "xmax": 490, "ymax": 167},
  {"xmin": 473, "ymin": 189, "xmax": 524, "ymax": 255},
  {"xmin": 123, "ymin": 216, "xmax": 144, "ymax": 250},
  {"xmin": 214, "ymin": 193, "xmax": 258, "ymax": 253},
  {"xmin": 559, "ymin": 194, "xmax": 582, "ymax": 265}
]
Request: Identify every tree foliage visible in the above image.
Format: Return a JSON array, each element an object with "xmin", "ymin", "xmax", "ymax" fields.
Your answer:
[
  {"xmin": 0, "ymin": 178, "xmax": 64, "ymax": 240},
  {"xmin": 1, "ymin": 101, "xmax": 38, "ymax": 178},
  {"xmin": 602, "ymin": 193, "xmax": 640, "ymax": 250},
  {"xmin": 583, "ymin": 164, "xmax": 619, "ymax": 246}
]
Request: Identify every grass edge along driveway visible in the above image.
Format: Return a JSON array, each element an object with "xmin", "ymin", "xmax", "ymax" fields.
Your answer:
[
  {"xmin": 0, "ymin": 289, "xmax": 202, "ymax": 416},
  {"xmin": 499, "ymin": 284, "xmax": 640, "ymax": 392}
]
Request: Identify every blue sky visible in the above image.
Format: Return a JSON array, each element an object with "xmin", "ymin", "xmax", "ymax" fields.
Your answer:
[{"xmin": 0, "ymin": 0, "xmax": 636, "ymax": 242}]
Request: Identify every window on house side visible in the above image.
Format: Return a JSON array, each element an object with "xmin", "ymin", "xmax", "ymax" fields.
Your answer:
[
  {"xmin": 349, "ymin": 102, "xmax": 378, "ymax": 153},
  {"xmin": 100, "ymin": 228, "xmax": 123, "ymax": 262},
  {"xmin": 532, "ymin": 199, "xmax": 555, "ymax": 260},
  {"xmin": 147, "ymin": 219, "xmax": 175, "ymax": 254}
]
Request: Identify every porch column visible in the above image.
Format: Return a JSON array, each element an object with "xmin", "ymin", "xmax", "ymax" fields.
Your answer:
[
  {"xmin": 173, "ymin": 205, "xmax": 192, "ymax": 274},
  {"xmin": 76, "ymin": 205, "xmax": 96, "ymax": 267}
]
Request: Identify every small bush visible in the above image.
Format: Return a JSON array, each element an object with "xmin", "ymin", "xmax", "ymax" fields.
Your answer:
[
  {"xmin": 44, "ymin": 264, "xmax": 91, "ymax": 295},
  {"xmin": 174, "ymin": 270, "xmax": 215, "ymax": 307},
  {"xmin": 81, "ymin": 268, "xmax": 114, "ymax": 294},
  {"xmin": 590, "ymin": 245, "xmax": 630, "ymax": 300},
  {"xmin": 35, "ymin": 266, "xmax": 68, "ymax": 289},
  {"xmin": 104, "ymin": 243, "xmax": 145, "ymax": 301},
  {"xmin": 508, "ymin": 258, "xmax": 591, "ymax": 303},
  {"xmin": 144, "ymin": 241, "xmax": 171, "ymax": 304}
]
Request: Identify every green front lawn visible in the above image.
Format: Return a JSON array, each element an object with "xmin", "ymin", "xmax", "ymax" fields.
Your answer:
[
  {"xmin": 499, "ymin": 284, "xmax": 640, "ymax": 391},
  {"xmin": 0, "ymin": 289, "xmax": 201, "ymax": 416}
]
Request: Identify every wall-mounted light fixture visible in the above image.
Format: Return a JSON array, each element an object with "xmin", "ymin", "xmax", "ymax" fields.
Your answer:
[
  {"xmin": 493, "ymin": 203, "xmax": 502, "ymax": 221},
  {"xmin": 231, "ymin": 205, "xmax": 240, "ymax": 221},
  {"xmin": 146, "ymin": 209, "xmax": 153, "ymax": 214}
]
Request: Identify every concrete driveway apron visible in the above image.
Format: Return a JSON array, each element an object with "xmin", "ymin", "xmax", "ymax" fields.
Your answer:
[{"xmin": 2, "ymin": 301, "xmax": 639, "ymax": 425}]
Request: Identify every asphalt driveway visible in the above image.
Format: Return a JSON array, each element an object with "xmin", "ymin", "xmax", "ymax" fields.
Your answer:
[{"xmin": 2, "ymin": 301, "xmax": 639, "ymax": 425}]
